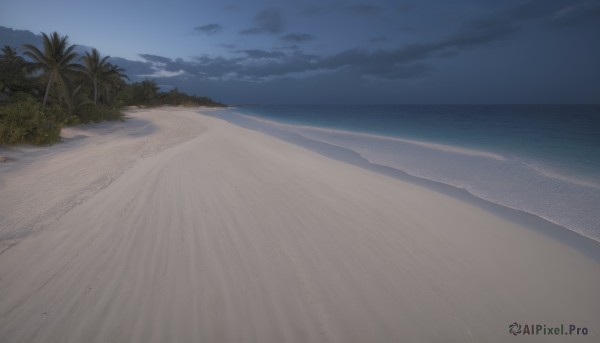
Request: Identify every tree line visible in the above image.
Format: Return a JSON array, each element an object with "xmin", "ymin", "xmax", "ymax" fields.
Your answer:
[{"xmin": 0, "ymin": 31, "xmax": 224, "ymax": 145}]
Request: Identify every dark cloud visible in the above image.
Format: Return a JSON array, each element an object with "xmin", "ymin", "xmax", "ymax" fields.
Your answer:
[
  {"xmin": 548, "ymin": 0, "xmax": 600, "ymax": 27},
  {"xmin": 191, "ymin": 55, "xmax": 244, "ymax": 78},
  {"xmin": 240, "ymin": 28, "xmax": 264, "ymax": 35},
  {"xmin": 103, "ymin": 0, "xmax": 556, "ymax": 85},
  {"xmin": 280, "ymin": 33, "xmax": 315, "ymax": 43},
  {"xmin": 139, "ymin": 54, "xmax": 172, "ymax": 64},
  {"xmin": 218, "ymin": 43, "xmax": 238, "ymax": 49},
  {"xmin": 120, "ymin": 3, "xmax": 525, "ymax": 84},
  {"xmin": 135, "ymin": 54, "xmax": 188, "ymax": 78},
  {"xmin": 124, "ymin": 0, "xmax": 573, "ymax": 85},
  {"xmin": 108, "ymin": 57, "xmax": 153, "ymax": 77},
  {"xmin": 276, "ymin": 44, "xmax": 301, "ymax": 51},
  {"xmin": 301, "ymin": 2, "xmax": 383, "ymax": 17},
  {"xmin": 435, "ymin": 0, "xmax": 562, "ymax": 50},
  {"xmin": 232, "ymin": 51, "xmax": 320, "ymax": 80},
  {"xmin": 194, "ymin": 24, "xmax": 223, "ymax": 35},
  {"xmin": 483, "ymin": 0, "xmax": 600, "ymax": 29},
  {"xmin": 13, "ymin": 1, "xmax": 584, "ymax": 99},
  {"xmin": 240, "ymin": 7, "xmax": 284, "ymax": 35},
  {"xmin": 449, "ymin": 19, "xmax": 518, "ymax": 49},
  {"xmin": 237, "ymin": 49, "xmax": 286, "ymax": 59}
]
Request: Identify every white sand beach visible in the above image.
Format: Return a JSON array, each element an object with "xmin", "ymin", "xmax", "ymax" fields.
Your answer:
[{"xmin": 0, "ymin": 107, "xmax": 599, "ymax": 342}]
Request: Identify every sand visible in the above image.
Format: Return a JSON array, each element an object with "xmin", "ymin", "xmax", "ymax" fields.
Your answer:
[{"xmin": 0, "ymin": 107, "xmax": 599, "ymax": 342}]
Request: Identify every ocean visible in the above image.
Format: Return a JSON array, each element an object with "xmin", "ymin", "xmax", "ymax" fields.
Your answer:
[{"xmin": 206, "ymin": 105, "xmax": 600, "ymax": 242}]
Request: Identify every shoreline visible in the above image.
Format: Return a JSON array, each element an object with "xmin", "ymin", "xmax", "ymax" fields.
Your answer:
[
  {"xmin": 206, "ymin": 108, "xmax": 600, "ymax": 254},
  {"xmin": 1, "ymin": 107, "xmax": 599, "ymax": 342}
]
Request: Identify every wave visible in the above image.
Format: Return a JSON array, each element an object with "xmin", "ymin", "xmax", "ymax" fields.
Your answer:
[
  {"xmin": 521, "ymin": 162, "xmax": 600, "ymax": 190},
  {"xmin": 263, "ymin": 120, "xmax": 506, "ymax": 161}
]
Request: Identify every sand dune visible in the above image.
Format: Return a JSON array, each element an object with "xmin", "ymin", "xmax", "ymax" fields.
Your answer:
[{"xmin": 0, "ymin": 108, "xmax": 598, "ymax": 342}]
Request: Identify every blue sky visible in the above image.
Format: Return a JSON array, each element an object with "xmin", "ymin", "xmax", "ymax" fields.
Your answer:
[{"xmin": 1, "ymin": 0, "xmax": 599, "ymax": 104}]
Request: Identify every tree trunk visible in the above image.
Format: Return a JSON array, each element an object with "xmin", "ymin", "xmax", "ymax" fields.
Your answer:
[
  {"xmin": 93, "ymin": 77, "xmax": 98, "ymax": 105},
  {"xmin": 42, "ymin": 71, "xmax": 54, "ymax": 107}
]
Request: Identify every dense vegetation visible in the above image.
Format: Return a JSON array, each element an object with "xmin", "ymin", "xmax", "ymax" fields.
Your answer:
[
  {"xmin": 0, "ymin": 31, "xmax": 224, "ymax": 146},
  {"xmin": 117, "ymin": 81, "xmax": 224, "ymax": 108}
]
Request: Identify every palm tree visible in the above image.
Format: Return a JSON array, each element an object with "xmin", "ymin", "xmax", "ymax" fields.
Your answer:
[
  {"xmin": 80, "ymin": 48, "xmax": 109, "ymax": 105},
  {"xmin": 98, "ymin": 63, "xmax": 128, "ymax": 105},
  {"xmin": 81, "ymin": 49, "xmax": 129, "ymax": 105},
  {"xmin": 23, "ymin": 32, "xmax": 80, "ymax": 107},
  {"xmin": 0, "ymin": 46, "xmax": 29, "ymax": 94},
  {"xmin": 1, "ymin": 46, "xmax": 20, "ymax": 61},
  {"xmin": 106, "ymin": 63, "xmax": 128, "ymax": 82}
]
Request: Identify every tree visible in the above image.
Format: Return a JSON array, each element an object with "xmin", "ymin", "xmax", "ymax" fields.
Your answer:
[
  {"xmin": 80, "ymin": 49, "xmax": 129, "ymax": 105},
  {"xmin": 140, "ymin": 79, "xmax": 159, "ymax": 103},
  {"xmin": 80, "ymin": 48, "xmax": 109, "ymax": 105},
  {"xmin": 1, "ymin": 46, "xmax": 20, "ymax": 62},
  {"xmin": 62, "ymin": 80, "xmax": 91, "ymax": 117},
  {"xmin": 22, "ymin": 32, "xmax": 80, "ymax": 107},
  {"xmin": 0, "ymin": 46, "xmax": 30, "ymax": 95},
  {"xmin": 99, "ymin": 63, "xmax": 128, "ymax": 105}
]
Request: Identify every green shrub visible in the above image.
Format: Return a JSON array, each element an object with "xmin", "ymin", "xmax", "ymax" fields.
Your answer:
[
  {"xmin": 7, "ymin": 91, "xmax": 38, "ymax": 103},
  {"xmin": 0, "ymin": 99, "xmax": 62, "ymax": 145},
  {"xmin": 76, "ymin": 104, "xmax": 124, "ymax": 123}
]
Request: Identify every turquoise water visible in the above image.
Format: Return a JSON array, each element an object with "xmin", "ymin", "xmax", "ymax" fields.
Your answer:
[{"xmin": 213, "ymin": 105, "xmax": 600, "ymax": 241}]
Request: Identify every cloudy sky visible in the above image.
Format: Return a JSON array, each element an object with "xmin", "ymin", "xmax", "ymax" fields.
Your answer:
[{"xmin": 1, "ymin": 0, "xmax": 599, "ymax": 104}]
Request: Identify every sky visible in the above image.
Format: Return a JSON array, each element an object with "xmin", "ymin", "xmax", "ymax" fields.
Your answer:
[{"xmin": 1, "ymin": 0, "xmax": 599, "ymax": 104}]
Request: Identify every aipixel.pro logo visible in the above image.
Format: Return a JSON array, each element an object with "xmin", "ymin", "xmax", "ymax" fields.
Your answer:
[{"xmin": 509, "ymin": 322, "xmax": 588, "ymax": 336}]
